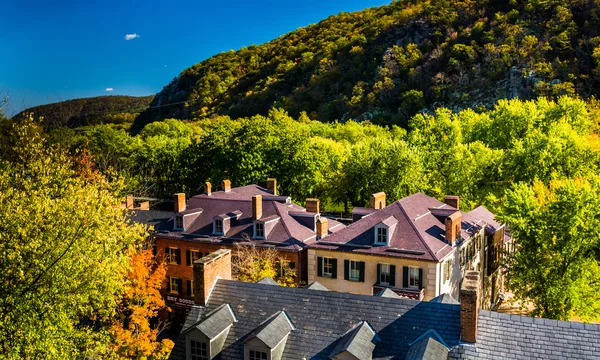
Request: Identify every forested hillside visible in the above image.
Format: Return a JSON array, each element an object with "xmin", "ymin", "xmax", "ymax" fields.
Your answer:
[
  {"xmin": 16, "ymin": 95, "xmax": 153, "ymax": 130},
  {"xmin": 136, "ymin": 0, "xmax": 600, "ymax": 130}
]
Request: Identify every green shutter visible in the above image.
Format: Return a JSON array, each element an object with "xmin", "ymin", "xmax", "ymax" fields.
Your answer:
[
  {"xmin": 317, "ymin": 257, "xmax": 323, "ymax": 277},
  {"xmin": 403, "ymin": 266, "xmax": 409, "ymax": 288},
  {"xmin": 177, "ymin": 278, "xmax": 183, "ymax": 294},
  {"xmin": 331, "ymin": 259, "xmax": 338, "ymax": 279},
  {"xmin": 359, "ymin": 262, "xmax": 365, "ymax": 282},
  {"xmin": 418, "ymin": 268, "xmax": 423, "ymax": 289},
  {"xmin": 186, "ymin": 280, "xmax": 192, "ymax": 296},
  {"xmin": 376, "ymin": 264, "xmax": 381, "ymax": 284},
  {"xmin": 344, "ymin": 260, "xmax": 350, "ymax": 280},
  {"xmin": 390, "ymin": 265, "xmax": 396, "ymax": 287},
  {"xmin": 176, "ymin": 249, "xmax": 181, "ymax": 265},
  {"xmin": 186, "ymin": 250, "xmax": 191, "ymax": 266}
]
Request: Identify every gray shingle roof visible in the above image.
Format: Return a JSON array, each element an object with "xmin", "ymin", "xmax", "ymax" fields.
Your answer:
[
  {"xmin": 182, "ymin": 303, "xmax": 236, "ymax": 339},
  {"xmin": 256, "ymin": 276, "xmax": 279, "ymax": 286},
  {"xmin": 449, "ymin": 310, "xmax": 600, "ymax": 360},
  {"xmin": 244, "ymin": 310, "xmax": 295, "ymax": 348},
  {"xmin": 430, "ymin": 293, "xmax": 460, "ymax": 305},
  {"xmin": 406, "ymin": 332, "xmax": 449, "ymax": 360},
  {"xmin": 374, "ymin": 288, "xmax": 402, "ymax": 299},
  {"xmin": 130, "ymin": 210, "xmax": 174, "ymax": 231},
  {"xmin": 330, "ymin": 321, "xmax": 378, "ymax": 360}
]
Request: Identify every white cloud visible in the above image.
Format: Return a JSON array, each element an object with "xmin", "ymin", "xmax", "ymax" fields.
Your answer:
[
  {"xmin": 124, "ymin": 33, "xmax": 140, "ymax": 41},
  {"xmin": 105, "ymin": 88, "xmax": 114, "ymax": 92}
]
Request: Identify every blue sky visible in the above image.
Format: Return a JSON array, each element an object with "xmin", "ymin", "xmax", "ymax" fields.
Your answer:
[{"xmin": 0, "ymin": 0, "xmax": 388, "ymax": 115}]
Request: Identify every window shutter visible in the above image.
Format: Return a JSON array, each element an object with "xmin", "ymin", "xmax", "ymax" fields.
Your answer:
[
  {"xmin": 186, "ymin": 280, "xmax": 192, "ymax": 296},
  {"xmin": 177, "ymin": 278, "xmax": 183, "ymax": 294},
  {"xmin": 418, "ymin": 268, "xmax": 423, "ymax": 289},
  {"xmin": 344, "ymin": 260, "xmax": 350, "ymax": 280},
  {"xmin": 376, "ymin": 264, "xmax": 381, "ymax": 284},
  {"xmin": 186, "ymin": 250, "xmax": 191, "ymax": 266},
  {"xmin": 331, "ymin": 259, "xmax": 338, "ymax": 279},
  {"xmin": 317, "ymin": 257, "xmax": 323, "ymax": 277},
  {"xmin": 390, "ymin": 265, "xmax": 396, "ymax": 287},
  {"xmin": 165, "ymin": 247, "xmax": 169, "ymax": 261},
  {"xmin": 359, "ymin": 262, "xmax": 365, "ymax": 282},
  {"xmin": 402, "ymin": 266, "xmax": 409, "ymax": 288},
  {"xmin": 176, "ymin": 249, "xmax": 181, "ymax": 264}
]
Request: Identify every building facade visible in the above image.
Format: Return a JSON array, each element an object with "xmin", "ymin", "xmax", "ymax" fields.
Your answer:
[{"xmin": 308, "ymin": 192, "xmax": 508, "ymax": 305}]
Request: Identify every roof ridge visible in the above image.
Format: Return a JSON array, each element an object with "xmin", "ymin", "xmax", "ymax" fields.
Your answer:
[
  {"xmin": 273, "ymin": 201, "xmax": 293, "ymax": 239},
  {"xmin": 395, "ymin": 201, "xmax": 438, "ymax": 261}
]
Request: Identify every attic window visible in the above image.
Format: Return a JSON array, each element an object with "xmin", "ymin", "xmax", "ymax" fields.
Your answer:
[
  {"xmin": 175, "ymin": 215, "xmax": 184, "ymax": 230},
  {"xmin": 375, "ymin": 227, "xmax": 388, "ymax": 245},
  {"xmin": 248, "ymin": 350, "xmax": 268, "ymax": 360},
  {"xmin": 254, "ymin": 223, "xmax": 265, "ymax": 239},
  {"xmin": 213, "ymin": 219, "xmax": 223, "ymax": 235},
  {"xmin": 190, "ymin": 340, "xmax": 209, "ymax": 360}
]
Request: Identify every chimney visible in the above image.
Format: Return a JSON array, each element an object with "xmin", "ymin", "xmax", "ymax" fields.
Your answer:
[
  {"xmin": 205, "ymin": 182, "xmax": 212, "ymax": 196},
  {"xmin": 125, "ymin": 194, "xmax": 134, "ymax": 209},
  {"xmin": 221, "ymin": 179, "xmax": 231, "ymax": 192},
  {"xmin": 138, "ymin": 201, "xmax": 150, "ymax": 210},
  {"xmin": 174, "ymin": 193, "xmax": 186, "ymax": 213},
  {"xmin": 267, "ymin": 178, "xmax": 277, "ymax": 195},
  {"xmin": 445, "ymin": 211, "xmax": 462, "ymax": 245},
  {"xmin": 460, "ymin": 271, "xmax": 480, "ymax": 343},
  {"xmin": 444, "ymin": 195, "xmax": 460, "ymax": 210},
  {"xmin": 370, "ymin": 192, "xmax": 386, "ymax": 209},
  {"xmin": 306, "ymin": 198, "xmax": 320, "ymax": 214},
  {"xmin": 193, "ymin": 249, "xmax": 232, "ymax": 306},
  {"xmin": 316, "ymin": 216, "xmax": 328, "ymax": 240},
  {"xmin": 252, "ymin": 195, "xmax": 262, "ymax": 220}
]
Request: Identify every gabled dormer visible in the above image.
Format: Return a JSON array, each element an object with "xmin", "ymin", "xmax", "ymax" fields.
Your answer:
[
  {"xmin": 183, "ymin": 303, "xmax": 237, "ymax": 360},
  {"xmin": 330, "ymin": 321, "xmax": 380, "ymax": 360},
  {"xmin": 173, "ymin": 208, "xmax": 203, "ymax": 232},
  {"xmin": 373, "ymin": 216, "xmax": 398, "ymax": 246},
  {"xmin": 212, "ymin": 211, "xmax": 242, "ymax": 236},
  {"xmin": 253, "ymin": 215, "xmax": 280, "ymax": 240},
  {"xmin": 244, "ymin": 310, "xmax": 295, "ymax": 360}
]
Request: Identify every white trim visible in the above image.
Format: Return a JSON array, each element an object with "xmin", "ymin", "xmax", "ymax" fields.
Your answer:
[
  {"xmin": 174, "ymin": 215, "xmax": 184, "ymax": 230},
  {"xmin": 374, "ymin": 224, "xmax": 389, "ymax": 245}
]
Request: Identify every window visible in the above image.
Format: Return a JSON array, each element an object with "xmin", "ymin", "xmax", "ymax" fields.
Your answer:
[
  {"xmin": 350, "ymin": 260, "xmax": 360, "ymax": 281},
  {"xmin": 166, "ymin": 247, "xmax": 179, "ymax": 264},
  {"xmin": 379, "ymin": 264, "xmax": 391, "ymax": 285},
  {"xmin": 408, "ymin": 267, "xmax": 420, "ymax": 288},
  {"xmin": 322, "ymin": 257, "xmax": 333, "ymax": 277},
  {"xmin": 190, "ymin": 340, "xmax": 208, "ymax": 360},
  {"xmin": 375, "ymin": 227, "xmax": 388, "ymax": 244},
  {"xmin": 248, "ymin": 349, "xmax": 268, "ymax": 360},
  {"xmin": 254, "ymin": 223, "xmax": 265, "ymax": 238},
  {"xmin": 186, "ymin": 279, "xmax": 194, "ymax": 297},
  {"xmin": 175, "ymin": 215, "xmax": 183, "ymax": 230},
  {"xmin": 214, "ymin": 219, "xmax": 223, "ymax": 234},
  {"xmin": 169, "ymin": 277, "xmax": 181, "ymax": 294},
  {"xmin": 187, "ymin": 249, "xmax": 201, "ymax": 266}
]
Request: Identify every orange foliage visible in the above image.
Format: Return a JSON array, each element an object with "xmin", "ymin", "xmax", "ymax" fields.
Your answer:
[{"xmin": 110, "ymin": 248, "xmax": 174, "ymax": 359}]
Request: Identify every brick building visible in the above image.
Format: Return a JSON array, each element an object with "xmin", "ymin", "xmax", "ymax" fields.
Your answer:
[{"xmin": 138, "ymin": 179, "xmax": 344, "ymax": 329}]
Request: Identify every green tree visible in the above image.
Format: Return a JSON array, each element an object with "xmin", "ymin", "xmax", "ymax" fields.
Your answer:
[
  {"xmin": 496, "ymin": 178, "xmax": 600, "ymax": 321},
  {"xmin": 0, "ymin": 120, "xmax": 147, "ymax": 358}
]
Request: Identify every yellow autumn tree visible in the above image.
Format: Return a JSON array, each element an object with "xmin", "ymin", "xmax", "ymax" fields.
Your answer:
[
  {"xmin": 232, "ymin": 242, "xmax": 297, "ymax": 287},
  {"xmin": 110, "ymin": 248, "xmax": 174, "ymax": 359}
]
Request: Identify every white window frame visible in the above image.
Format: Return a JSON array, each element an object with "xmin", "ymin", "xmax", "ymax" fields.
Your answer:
[
  {"xmin": 189, "ymin": 339, "xmax": 209, "ymax": 360},
  {"xmin": 248, "ymin": 349, "xmax": 268, "ymax": 360},
  {"xmin": 379, "ymin": 263, "xmax": 391, "ymax": 285},
  {"xmin": 213, "ymin": 219, "xmax": 224, "ymax": 235},
  {"xmin": 169, "ymin": 277, "xmax": 180, "ymax": 294},
  {"xmin": 349, "ymin": 260, "xmax": 360, "ymax": 281},
  {"xmin": 174, "ymin": 215, "xmax": 184, "ymax": 230},
  {"xmin": 322, "ymin": 257, "xmax": 333, "ymax": 278},
  {"xmin": 374, "ymin": 225, "xmax": 389, "ymax": 245},
  {"xmin": 408, "ymin": 267, "xmax": 420, "ymax": 289},
  {"xmin": 254, "ymin": 222, "xmax": 265, "ymax": 239}
]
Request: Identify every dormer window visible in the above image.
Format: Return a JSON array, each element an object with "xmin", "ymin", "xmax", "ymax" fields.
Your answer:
[
  {"xmin": 213, "ymin": 219, "xmax": 223, "ymax": 235},
  {"xmin": 376, "ymin": 227, "xmax": 387, "ymax": 244},
  {"xmin": 254, "ymin": 223, "xmax": 265, "ymax": 239},
  {"xmin": 175, "ymin": 215, "xmax": 184, "ymax": 230},
  {"xmin": 190, "ymin": 340, "xmax": 208, "ymax": 360},
  {"xmin": 248, "ymin": 350, "xmax": 268, "ymax": 360}
]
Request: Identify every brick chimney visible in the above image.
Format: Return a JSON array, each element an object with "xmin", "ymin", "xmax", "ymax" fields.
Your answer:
[
  {"xmin": 193, "ymin": 249, "xmax": 232, "ymax": 306},
  {"xmin": 138, "ymin": 201, "xmax": 150, "ymax": 210},
  {"xmin": 174, "ymin": 193, "xmax": 186, "ymax": 213},
  {"xmin": 205, "ymin": 182, "xmax": 212, "ymax": 196},
  {"xmin": 460, "ymin": 271, "xmax": 480, "ymax": 343},
  {"xmin": 370, "ymin": 192, "xmax": 386, "ymax": 209},
  {"xmin": 267, "ymin": 178, "xmax": 277, "ymax": 195},
  {"xmin": 316, "ymin": 216, "xmax": 328, "ymax": 240},
  {"xmin": 221, "ymin": 179, "xmax": 231, "ymax": 192},
  {"xmin": 252, "ymin": 195, "xmax": 262, "ymax": 220},
  {"xmin": 125, "ymin": 194, "xmax": 134, "ymax": 209},
  {"xmin": 445, "ymin": 211, "xmax": 462, "ymax": 245},
  {"xmin": 444, "ymin": 195, "xmax": 460, "ymax": 210},
  {"xmin": 306, "ymin": 198, "xmax": 320, "ymax": 214}
]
